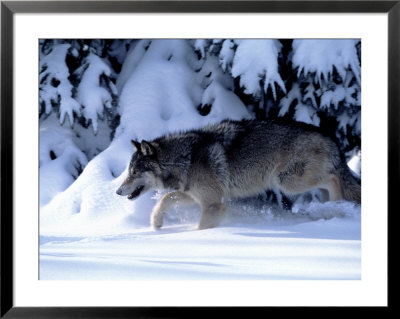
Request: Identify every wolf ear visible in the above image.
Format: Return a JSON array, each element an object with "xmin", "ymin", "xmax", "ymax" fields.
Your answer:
[
  {"xmin": 131, "ymin": 140, "xmax": 141, "ymax": 152},
  {"xmin": 141, "ymin": 140, "xmax": 156, "ymax": 156}
]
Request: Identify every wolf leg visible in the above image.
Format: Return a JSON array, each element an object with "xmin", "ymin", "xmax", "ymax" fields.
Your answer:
[
  {"xmin": 276, "ymin": 159, "xmax": 343, "ymax": 202},
  {"xmin": 198, "ymin": 202, "xmax": 227, "ymax": 230},
  {"xmin": 151, "ymin": 191, "xmax": 194, "ymax": 229},
  {"xmin": 277, "ymin": 168, "xmax": 343, "ymax": 202},
  {"xmin": 320, "ymin": 174, "xmax": 343, "ymax": 202},
  {"xmin": 318, "ymin": 188, "xmax": 330, "ymax": 203}
]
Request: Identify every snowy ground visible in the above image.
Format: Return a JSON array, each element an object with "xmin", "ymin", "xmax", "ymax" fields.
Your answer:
[
  {"xmin": 39, "ymin": 39, "xmax": 361, "ymax": 281},
  {"xmin": 40, "ymin": 201, "xmax": 361, "ymax": 280}
]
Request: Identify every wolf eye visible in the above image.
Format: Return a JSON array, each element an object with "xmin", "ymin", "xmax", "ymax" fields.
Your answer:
[{"xmin": 131, "ymin": 169, "xmax": 139, "ymax": 175}]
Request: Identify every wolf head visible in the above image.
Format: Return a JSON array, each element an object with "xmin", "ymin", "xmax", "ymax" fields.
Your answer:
[{"xmin": 116, "ymin": 140, "xmax": 162, "ymax": 200}]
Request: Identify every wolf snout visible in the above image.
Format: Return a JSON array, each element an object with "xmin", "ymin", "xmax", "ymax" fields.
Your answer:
[{"xmin": 116, "ymin": 187, "xmax": 123, "ymax": 195}]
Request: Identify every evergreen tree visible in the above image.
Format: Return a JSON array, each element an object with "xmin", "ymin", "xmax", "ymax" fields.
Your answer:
[
  {"xmin": 39, "ymin": 39, "xmax": 361, "ymax": 208},
  {"xmin": 193, "ymin": 39, "xmax": 361, "ymax": 159}
]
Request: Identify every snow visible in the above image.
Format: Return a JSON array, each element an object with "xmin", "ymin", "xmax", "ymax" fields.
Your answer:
[
  {"xmin": 348, "ymin": 151, "xmax": 361, "ymax": 176},
  {"xmin": 115, "ymin": 40, "xmax": 148, "ymax": 94},
  {"xmin": 40, "ymin": 39, "xmax": 252, "ymax": 236},
  {"xmin": 219, "ymin": 39, "xmax": 235, "ymax": 71},
  {"xmin": 75, "ymin": 53, "xmax": 113, "ymax": 133},
  {"xmin": 39, "ymin": 39, "xmax": 361, "ymax": 281},
  {"xmin": 39, "ymin": 43, "xmax": 81, "ymax": 126},
  {"xmin": 279, "ymin": 82, "xmax": 321, "ymax": 126},
  {"xmin": 39, "ymin": 113, "xmax": 88, "ymax": 206},
  {"xmin": 40, "ymin": 201, "xmax": 361, "ymax": 280},
  {"xmin": 115, "ymin": 40, "xmax": 251, "ymax": 142},
  {"xmin": 231, "ymin": 40, "xmax": 286, "ymax": 100},
  {"xmin": 295, "ymin": 103, "xmax": 321, "ymax": 126},
  {"xmin": 320, "ymin": 86, "xmax": 359, "ymax": 111},
  {"xmin": 292, "ymin": 39, "xmax": 361, "ymax": 85},
  {"xmin": 193, "ymin": 39, "xmax": 209, "ymax": 59}
]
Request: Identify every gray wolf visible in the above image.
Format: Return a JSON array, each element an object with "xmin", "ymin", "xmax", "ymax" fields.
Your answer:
[{"xmin": 116, "ymin": 119, "xmax": 361, "ymax": 230}]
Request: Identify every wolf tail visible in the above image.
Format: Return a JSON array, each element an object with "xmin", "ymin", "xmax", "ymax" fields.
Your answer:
[{"xmin": 337, "ymin": 163, "xmax": 361, "ymax": 204}]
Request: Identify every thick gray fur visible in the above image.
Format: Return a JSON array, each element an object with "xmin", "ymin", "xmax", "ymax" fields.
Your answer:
[{"xmin": 116, "ymin": 119, "xmax": 361, "ymax": 230}]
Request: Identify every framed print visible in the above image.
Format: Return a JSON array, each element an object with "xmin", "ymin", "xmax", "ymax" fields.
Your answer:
[{"xmin": 1, "ymin": 0, "xmax": 395, "ymax": 317}]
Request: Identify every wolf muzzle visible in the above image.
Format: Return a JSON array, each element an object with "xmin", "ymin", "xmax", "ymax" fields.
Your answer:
[{"xmin": 116, "ymin": 183, "xmax": 145, "ymax": 200}]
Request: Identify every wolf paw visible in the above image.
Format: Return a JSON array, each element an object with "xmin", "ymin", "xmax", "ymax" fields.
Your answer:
[
  {"xmin": 152, "ymin": 221, "xmax": 162, "ymax": 230},
  {"xmin": 197, "ymin": 223, "xmax": 217, "ymax": 230},
  {"xmin": 197, "ymin": 203, "xmax": 226, "ymax": 230},
  {"xmin": 151, "ymin": 212, "xmax": 163, "ymax": 230}
]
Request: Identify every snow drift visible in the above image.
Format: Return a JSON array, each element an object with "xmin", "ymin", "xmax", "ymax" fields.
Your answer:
[
  {"xmin": 39, "ymin": 39, "xmax": 361, "ymax": 280},
  {"xmin": 40, "ymin": 40, "xmax": 252, "ymax": 236}
]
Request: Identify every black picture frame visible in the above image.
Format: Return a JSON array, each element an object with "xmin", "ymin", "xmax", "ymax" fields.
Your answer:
[{"xmin": 1, "ymin": 1, "xmax": 395, "ymax": 317}]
